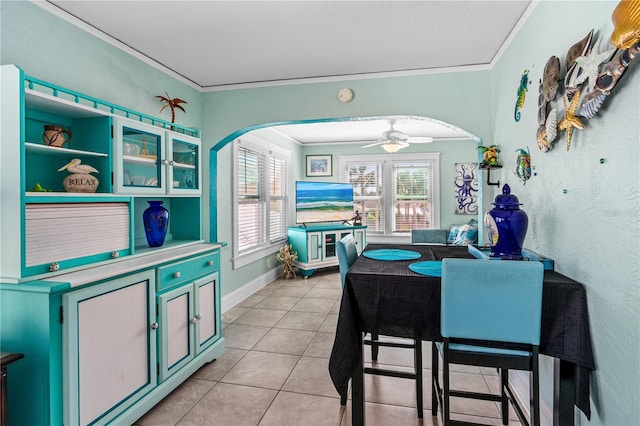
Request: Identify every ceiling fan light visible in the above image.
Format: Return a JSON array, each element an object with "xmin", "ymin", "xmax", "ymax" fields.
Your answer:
[{"xmin": 381, "ymin": 140, "xmax": 408, "ymax": 153}]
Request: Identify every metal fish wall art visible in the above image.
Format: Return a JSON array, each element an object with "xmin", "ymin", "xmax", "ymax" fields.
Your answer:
[{"xmin": 514, "ymin": 147, "xmax": 532, "ymax": 184}]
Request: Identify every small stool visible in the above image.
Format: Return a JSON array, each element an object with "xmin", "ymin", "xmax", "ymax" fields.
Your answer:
[{"xmin": 1, "ymin": 352, "xmax": 24, "ymax": 426}]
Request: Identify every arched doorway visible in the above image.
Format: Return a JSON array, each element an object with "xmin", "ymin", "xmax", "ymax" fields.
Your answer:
[{"xmin": 209, "ymin": 115, "xmax": 484, "ymax": 243}]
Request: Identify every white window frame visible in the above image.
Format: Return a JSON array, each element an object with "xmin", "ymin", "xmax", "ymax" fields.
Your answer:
[
  {"xmin": 339, "ymin": 152, "xmax": 440, "ymax": 236},
  {"xmin": 232, "ymin": 135, "xmax": 290, "ymax": 269}
]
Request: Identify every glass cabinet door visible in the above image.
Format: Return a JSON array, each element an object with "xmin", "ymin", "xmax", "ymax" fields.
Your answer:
[
  {"xmin": 114, "ymin": 119, "xmax": 165, "ymax": 195},
  {"xmin": 168, "ymin": 133, "xmax": 200, "ymax": 195}
]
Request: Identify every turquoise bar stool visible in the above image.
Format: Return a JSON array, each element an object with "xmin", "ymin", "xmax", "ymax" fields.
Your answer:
[
  {"xmin": 432, "ymin": 258, "xmax": 544, "ymax": 426},
  {"xmin": 337, "ymin": 235, "xmax": 424, "ymax": 418}
]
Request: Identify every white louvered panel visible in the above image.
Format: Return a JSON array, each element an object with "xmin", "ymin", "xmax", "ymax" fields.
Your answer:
[{"xmin": 26, "ymin": 203, "xmax": 130, "ymax": 267}]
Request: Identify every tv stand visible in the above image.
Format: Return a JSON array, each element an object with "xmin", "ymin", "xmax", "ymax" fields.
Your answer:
[{"xmin": 287, "ymin": 224, "xmax": 367, "ymax": 278}]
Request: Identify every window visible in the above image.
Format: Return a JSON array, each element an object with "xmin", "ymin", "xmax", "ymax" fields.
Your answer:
[
  {"xmin": 233, "ymin": 137, "xmax": 289, "ymax": 268},
  {"xmin": 341, "ymin": 153, "xmax": 439, "ymax": 235}
]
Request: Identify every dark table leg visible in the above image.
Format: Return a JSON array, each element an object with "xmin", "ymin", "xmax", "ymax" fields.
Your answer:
[
  {"xmin": 554, "ymin": 358, "xmax": 576, "ymax": 426},
  {"xmin": 1, "ymin": 365, "xmax": 6, "ymax": 426},
  {"xmin": 352, "ymin": 335, "xmax": 365, "ymax": 426}
]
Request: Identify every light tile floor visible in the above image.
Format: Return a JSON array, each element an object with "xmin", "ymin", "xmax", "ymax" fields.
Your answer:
[{"xmin": 135, "ymin": 268, "xmax": 522, "ymax": 425}]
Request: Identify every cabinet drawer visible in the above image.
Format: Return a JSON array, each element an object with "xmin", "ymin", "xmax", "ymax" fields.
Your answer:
[{"xmin": 157, "ymin": 251, "xmax": 219, "ymax": 290}]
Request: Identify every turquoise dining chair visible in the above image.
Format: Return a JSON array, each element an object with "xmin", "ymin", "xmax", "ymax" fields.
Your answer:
[
  {"xmin": 337, "ymin": 235, "xmax": 424, "ymax": 418},
  {"xmin": 431, "ymin": 258, "xmax": 544, "ymax": 426},
  {"xmin": 411, "ymin": 229, "xmax": 448, "ymax": 245}
]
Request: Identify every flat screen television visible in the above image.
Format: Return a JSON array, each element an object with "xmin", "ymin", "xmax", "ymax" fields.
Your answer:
[{"xmin": 295, "ymin": 181, "xmax": 355, "ymax": 224}]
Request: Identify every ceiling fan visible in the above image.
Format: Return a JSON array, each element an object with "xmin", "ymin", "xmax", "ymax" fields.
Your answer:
[{"xmin": 362, "ymin": 119, "xmax": 434, "ymax": 153}]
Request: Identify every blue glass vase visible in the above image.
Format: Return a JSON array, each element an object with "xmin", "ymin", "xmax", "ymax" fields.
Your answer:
[
  {"xmin": 143, "ymin": 201, "xmax": 169, "ymax": 247},
  {"xmin": 484, "ymin": 184, "xmax": 528, "ymax": 260}
]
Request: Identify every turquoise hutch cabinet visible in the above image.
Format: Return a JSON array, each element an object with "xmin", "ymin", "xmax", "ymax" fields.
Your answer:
[
  {"xmin": 0, "ymin": 65, "xmax": 225, "ymax": 425},
  {"xmin": 287, "ymin": 224, "xmax": 367, "ymax": 277}
]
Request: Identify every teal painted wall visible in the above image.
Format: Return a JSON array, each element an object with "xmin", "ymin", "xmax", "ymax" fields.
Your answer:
[
  {"xmin": 204, "ymin": 73, "xmax": 491, "ymax": 296},
  {"xmin": 490, "ymin": 1, "xmax": 639, "ymax": 424},
  {"xmin": 0, "ymin": 1, "xmax": 203, "ymax": 130},
  {"xmin": 3, "ymin": 1, "xmax": 639, "ymax": 423}
]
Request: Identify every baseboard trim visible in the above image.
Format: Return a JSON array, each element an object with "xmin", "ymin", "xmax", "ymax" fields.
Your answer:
[{"xmin": 221, "ymin": 266, "xmax": 281, "ymax": 313}]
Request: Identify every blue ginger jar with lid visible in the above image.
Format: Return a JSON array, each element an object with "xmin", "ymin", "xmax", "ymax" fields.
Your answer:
[{"xmin": 484, "ymin": 184, "xmax": 528, "ymax": 259}]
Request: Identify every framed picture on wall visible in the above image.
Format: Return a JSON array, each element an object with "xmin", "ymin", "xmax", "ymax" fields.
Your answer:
[
  {"xmin": 306, "ymin": 155, "xmax": 333, "ymax": 177},
  {"xmin": 454, "ymin": 162, "xmax": 479, "ymax": 215}
]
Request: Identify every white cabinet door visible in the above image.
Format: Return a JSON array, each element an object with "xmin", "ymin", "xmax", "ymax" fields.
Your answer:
[
  {"xmin": 63, "ymin": 271, "xmax": 157, "ymax": 426},
  {"xmin": 158, "ymin": 273, "xmax": 219, "ymax": 380},
  {"xmin": 167, "ymin": 132, "xmax": 201, "ymax": 195},
  {"xmin": 195, "ymin": 274, "xmax": 219, "ymax": 353},
  {"xmin": 113, "ymin": 118, "xmax": 166, "ymax": 195},
  {"xmin": 353, "ymin": 228, "xmax": 367, "ymax": 254},
  {"xmin": 158, "ymin": 284, "xmax": 195, "ymax": 381},
  {"xmin": 306, "ymin": 231, "xmax": 323, "ymax": 263},
  {"xmin": 322, "ymin": 231, "xmax": 339, "ymax": 262},
  {"xmin": 113, "ymin": 118, "xmax": 202, "ymax": 196}
]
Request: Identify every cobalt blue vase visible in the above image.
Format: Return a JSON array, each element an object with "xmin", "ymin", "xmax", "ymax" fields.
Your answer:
[
  {"xmin": 484, "ymin": 184, "xmax": 528, "ymax": 260},
  {"xmin": 143, "ymin": 201, "xmax": 169, "ymax": 247}
]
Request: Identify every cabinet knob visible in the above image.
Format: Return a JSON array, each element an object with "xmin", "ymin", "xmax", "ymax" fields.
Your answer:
[
  {"xmin": 173, "ymin": 271, "xmax": 181, "ymax": 278},
  {"xmin": 49, "ymin": 262, "xmax": 60, "ymax": 272},
  {"xmin": 207, "ymin": 260, "xmax": 214, "ymax": 266},
  {"xmin": 151, "ymin": 322, "xmax": 159, "ymax": 330},
  {"xmin": 169, "ymin": 160, "xmax": 175, "ymax": 166},
  {"xmin": 111, "ymin": 251, "xmax": 120, "ymax": 259},
  {"xmin": 161, "ymin": 159, "xmax": 169, "ymax": 165},
  {"xmin": 190, "ymin": 317, "xmax": 198, "ymax": 324},
  {"xmin": 196, "ymin": 314, "xmax": 202, "ymax": 320}
]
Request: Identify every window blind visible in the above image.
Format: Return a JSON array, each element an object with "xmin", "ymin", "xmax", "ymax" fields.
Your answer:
[
  {"xmin": 237, "ymin": 146, "xmax": 266, "ymax": 253},
  {"xmin": 346, "ymin": 162, "xmax": 384, "ymax": 232},
  {"xmin": 393, "ymin": 162, "xmax": 432, "ymax": 231},
  {"xmin": 269, "ymin": 155, "xmax": 287, "ymax": 243}
]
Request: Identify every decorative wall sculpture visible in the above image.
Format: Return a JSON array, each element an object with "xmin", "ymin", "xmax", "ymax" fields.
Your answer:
[
  {"xmin": 514, "ymin": 69, "xmax": 530, "ymax": 122},
  {"xmin": 514, "ymin": 147, "xmax": 532, "ymax": 185},
  {"xmin": 535, "ymin": 0, "xmax": 640, "ymax": 153}
]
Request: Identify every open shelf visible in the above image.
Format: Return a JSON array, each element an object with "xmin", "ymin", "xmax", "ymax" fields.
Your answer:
[{"xmin": 25, "ymin": 142, "xmax": 108, "ymax": 158}]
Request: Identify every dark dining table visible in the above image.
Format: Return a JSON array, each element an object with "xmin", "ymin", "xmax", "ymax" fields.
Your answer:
[{"xmin": 328, "ymin": 244, "xmax": 594, "ymax": 426}]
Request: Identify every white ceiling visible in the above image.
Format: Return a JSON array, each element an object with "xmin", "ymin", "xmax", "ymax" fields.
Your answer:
[
  {"xmin": 41, "ymin": 0, "xmax": 532, "ymax": 145},
  {"xmin": 45, "ymin": 0, "xmax": 532, "ymax": 89},
  {"xmin": 268, "ymin": 116, "xmax": 479, "ymax": 145}
]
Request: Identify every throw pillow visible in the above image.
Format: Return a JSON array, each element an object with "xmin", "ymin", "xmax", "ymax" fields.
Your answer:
[{"xmin": 448, "ymin": 222, "xmax": 478, "ymax": 246}]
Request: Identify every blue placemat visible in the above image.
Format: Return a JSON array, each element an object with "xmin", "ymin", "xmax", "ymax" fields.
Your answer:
[
  {"xmin": 362, "ymin": 249, "xmax": 421, "ymax": 261},
  {"xmin": 408, "ymin": 261, "xmax": 442, "ymax": 277}
]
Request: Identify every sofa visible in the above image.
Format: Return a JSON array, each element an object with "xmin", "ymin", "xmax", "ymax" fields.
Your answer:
[{"xmin": 411, "ymin": 218, "xmax": 479, "ymax": 246}]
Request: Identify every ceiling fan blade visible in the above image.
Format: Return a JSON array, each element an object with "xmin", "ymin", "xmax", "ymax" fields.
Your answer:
[
  {"xmin": 361, "ymin": 141, "xmax": 384, "ymax": 148},
  {"xmin": 407, "ymin": 136, "xmax": 434, "ymax": 144}
]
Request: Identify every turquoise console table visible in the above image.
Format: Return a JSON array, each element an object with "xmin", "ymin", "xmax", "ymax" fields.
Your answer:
[{"xmin": 287, "ymin": 224, "xmax": 367, "ymax": 278}]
